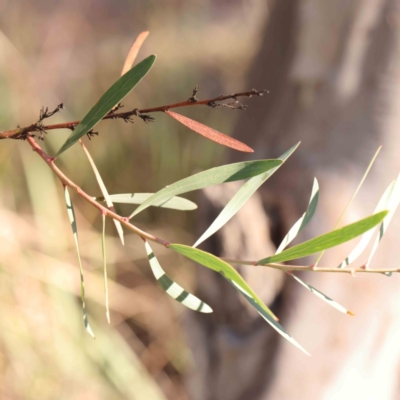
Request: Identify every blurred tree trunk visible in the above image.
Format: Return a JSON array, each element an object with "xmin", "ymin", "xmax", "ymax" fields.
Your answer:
[{"xmin": 185, "ymin": 0, "xmax": 400, "ymax": 399}]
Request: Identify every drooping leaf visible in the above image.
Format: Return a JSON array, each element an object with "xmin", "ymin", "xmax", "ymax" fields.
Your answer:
[
  {"xmin": 101, "ymin": 213, "xmax": 110, "ymax": 323},
  {"xmin": 366, "ymin": 175, "xmax": 400, "ymax": 267},
  {"xmin": 130, "ymin": 159, "xmax": 282, "ymax": 218},
  {"xmin": 275, "ymin": 178, "xmax": 319, "ymax": 254},
  {"xmin": 64, "ymin": 187, "xmax": 95, "ymax": 338},
  {"xmin": 57, "ymin": 55, "xmax": 156, "ymax": 156},
  {"xmin": 170, "ymin": 244, "xmax": 309, "ymax": 354},
  {"xmin": 97, "ymin": 193, "xmax": 197, "ymax": 211},
  {"xmin": 144, "ymin": 241, "xmax": 212, "ymax": 313},
  {"xmin": 287, "ymin": 272, "xmax": 353, "ymax": 315},
  {"xmin": 338, "ymin": 181, "xmax": 395, "ymax": 268},
  {"xmin": 121, "ymin": 31, "xmax": 150, "ymax": 76},
  {"xmin": 81, "ymin": 141, "xmax": 124, "ymax": 245},
  {"xmin": 258, "ymin": 211, "xmax": 388, "ymax": 264},
  {"xmin": 194, "ymin": 143, "xmax": 300, "ymax": 247},
  {"xmin": 166, "ymin": 111, "xmax": 253, "ymax": 153}
]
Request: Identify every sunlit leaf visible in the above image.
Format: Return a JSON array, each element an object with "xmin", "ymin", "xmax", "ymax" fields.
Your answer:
[
  {"xmin": 130, "ymin": 159, "xmax": 282, "ymax": 218},
  {"xmin": 258, "ymin": 211, "xmax": 388, "ymax": 264},
  {"xmin": 194, "ymin": 143, "xmax": 299, "ymax": 247},
  {"xmin": 101, "ymin": 213, "xmax": 110, "ymax": 323},
  {"xmin": 338, "ymin": 181, "xmax": 394, "ymax": 268},
  {"xmin": 275, "ymin": 178, "xmax": 319, "ymax": 254},
  {"xmin": 170, "ymin": 244, "xmax": 309, "ymax": 354},
  {"xmin": 287, "ymin": 272, "xmax": 353, "ymax": 315},
  {"xmin": 57, "ymin": 55, "xmax": 156, "ymax": 156},
  {"xmin": 81, "ymin": 141, "xmax": 124, "ymax": 245},
  {"xmin": 121, "ymin": 31, "xmax": 149, "ymax": 76},
  {"xmin": 144, "ymin": 241, "xmax": 212, "ymax": 313},
  {"xmin": 166, "ymin": 111, "xmax": 253, "ymax": 153},
  {"xmin": 64, "ymin": 186, "xmax": 95, "ymax": 338},
  {"xmin": 366, "ymin": 175, "xmax": 400, "ymax": 267},
  {"xmin": 97, "ymin": 193, "xmax": 197, "ymax": 211}
]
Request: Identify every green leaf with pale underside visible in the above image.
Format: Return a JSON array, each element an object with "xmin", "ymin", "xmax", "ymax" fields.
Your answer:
[
  {"xmin": 258, "ymin": 211, "xmax": 388, "ymax": 264},
  {"xmin": 130, "ymin": 159, "xmax": 282, "ymax": 218},
  {"xmin": 57, "ymin": 55, "xmax": 156, "ymax": 156}
]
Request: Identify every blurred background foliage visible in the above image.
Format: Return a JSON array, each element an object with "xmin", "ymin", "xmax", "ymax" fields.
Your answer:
[{"xmin": 0, "ymin": 0, "xmax": 268, "ymax": 398}]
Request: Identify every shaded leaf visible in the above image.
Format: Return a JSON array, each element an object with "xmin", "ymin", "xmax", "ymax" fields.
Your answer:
[
  {"xmin": 166, "ymin": 110, "xmax": 253, "ymax": 153},
  {"xmin": 144, "ymin": 241, "xmax": 212, "ymax": 313},
  {"xmin": 170, "ymin": 244, "xmax": 309, "ymax": 354},
  {"xmin": 130, "ymin": 159, "xmax": 282, "ymax": 218},
  {"xmin": 194, "ymin": 143, "xmax": 299, "ymax": 247},
  {"xmin": 121, "ymin": 31, "xmax": 149, "ymax": 76},
  {"xmin": 57, "ymin": 55, "xmax": 156, "ymax": 156},
  {"xmin": 64, "ymin": 187, "xmax": 95, "ymax": 338},
  {"xmin": 101, "ymin": 213, "xmax": 110, "ymax": 323},
  {"xmin": 338, "ymin": 181, "xmax": 394, "ymax": 268},
  {"xmin": 81, "ymin": 141, "xmax": 124, "ymax": 245},
  {"xmin": 97, "ymin": 193, "xmax": 197, "ymax": 211},
  {"xmin": 287, "ymin": 272, "xmax": 353, "ymax": 315},
  {"xmin": 276, "ymin": 178, "xmax": 319, "ymax": 254},
  {"xmin": 258, "ymin": 211, "xmax": 388, "ymax": 264}
]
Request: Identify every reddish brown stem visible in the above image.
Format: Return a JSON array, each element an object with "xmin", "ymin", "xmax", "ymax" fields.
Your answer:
[{"xmin": 0, "ymin": 90, "xmax": 265, "ymax": 140}]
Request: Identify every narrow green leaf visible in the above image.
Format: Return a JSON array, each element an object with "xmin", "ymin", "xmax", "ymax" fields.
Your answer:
[
  {"xmin": 81, "ymin": 141, "xmax": 124, "ymax": 245},
  {"xmin": 258, "ymin": 211, "xmax": 388, "ymax": 264},
  {"xmin": 275, "ymin": 178, "xmax": 319, "ymax": 254},
  {"xmin": 97, "ymin": 193, "xmax": 197, "ymax": 211},
  {"xmin": 338, "ymin": 181, "xmax": 394, "ymax": 268},
  {"xmin": 194, "ymin": 143, "xmax": 300, "ymax": 247},
  {"xmin": 64, "ymin": 187, "xmax": 95, "ymax": 338},
  {"xmin": 130, "ymin": 159, "xmax": 282, "ymax": 218},
  {"xmin": 102, "ymin": 213, "xmax": 110, "ymax": 323},
  {"xmin": 366, "ymin": 175, "xmax": 400, "ymax": 267},
  {"xmin": 170, "ymin": 244, "xmax": 309, "ymax": 354},
  {"xmin": 57, "ymin": 55, "xmax": 156, "ymax": 156},
  {"xmin": 287, "ymin": 272, "xmax": 354, "ymax": 315},
  {"xmin": 144, "ymin": 241, "xmax": 212, "ymax": 313}
]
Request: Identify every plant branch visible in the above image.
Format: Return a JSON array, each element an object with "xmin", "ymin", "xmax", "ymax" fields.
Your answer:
[{"xmin": 0, "ymin": 89, "xmax": 266, "ymax": 140}]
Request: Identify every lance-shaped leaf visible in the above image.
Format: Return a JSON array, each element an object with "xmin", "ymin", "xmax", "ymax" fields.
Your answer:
[
  {"xmin": 194, "ymin": 143, "xmax": 300, "ymax": 247},
  {"xmin": 130, "ymin": 159, "xmax": 282, "ymax": 218},
  {"xmin": 97, "ymin": 193, "xmax": 197, "ymax": 211},
  {"xmin": 64, "ymin": 187, "xmax": 95, "ymax": 338},
  {"xmin": 166, "ymin": 110, "xmax": 253, "ymax": 153},
  {"xmin": 81, "ymin": 141, "xmax": 124, "ymax": 245},
  {"xmin": 338, "ymin": 181, "xmax": 394, "ymax": 268},
  {"xmin": 287, "ymin": 272, "xmax": 354, "ymax": 315},
  {"xmin": 101, "ymin": 213, "xmax": 110, "ymax": 323},
  {"xmin": 366, "ymin": 175, "xmax": 400, "ymax": 268},
  {"xmin": 57, "ymin": 55, "xmax": 156, "ymax": 156},
  {"xmin": 275, "ymin": 178, "xmax": 319, "ymax": 254},
  {"xmin": 144, "ymin": 241, "xmax": 212, "ymax": 313},
  {"xmin": 170, "ymin": 244, "xmax": 309, "ymax": 354},
  {"xmin": 121, "ymin": 31, "xmax": 149, "ymax": 76},
  {"xmin": 258, "ymin": 211, "xmax": 388, "ymax": 264}
]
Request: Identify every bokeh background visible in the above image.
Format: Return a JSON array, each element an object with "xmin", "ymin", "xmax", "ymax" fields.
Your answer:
[{"xmin": 1, "ymin": 1, "xmax": 400, "ymax": 399}]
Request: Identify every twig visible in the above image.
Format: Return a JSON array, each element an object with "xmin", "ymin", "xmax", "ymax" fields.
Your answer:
[{"xmin": 0, "ymin": 90, "xmax": 267, "ymax": 140}]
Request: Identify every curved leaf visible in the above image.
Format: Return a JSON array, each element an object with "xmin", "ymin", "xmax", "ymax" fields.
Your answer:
[
  {"xmin": 166, "ymin": 111, "xmax": 253, "ymax": 153},
  {"xmin": 275, "ymin": 178, "xmax": 319, "ymax": 254},
  {"xmin": 130, "ymin": 159, "xmax": 282, "ymax": 218},
  {"xmin": 57, "ymin": 55, "xmax": 156, "ymax": 156},
  {"xmin": 194, "ymin": 143, "xmax": 299, "ymax": 247},
  {"xmin": 145, "ymin": 241, "xmax": 212, "ymax": 313},
  {"xmin": 101, "ymin": 213, "xmax": 110, "ymax": 323},
  {"xmin": 97, "ymin": 193, "xmax": 197, "ymax": 211},
  {"xmin": 64, "ymin": 187, "xmax": 95, "ymax": 338},
  {"xmin": 121, "ymin": 31, "xmax": 149, "ymax": 76},
  {"xmin": 338, "ymin": 181, "xmax": 394, "ymax": 268},
  {"xmin": 258, "ymin": 211, "xmax": 388, "ymax": 264},
  {"xmin": 170, "ymin": 244, "xmax": 309, "ymax": 354}
]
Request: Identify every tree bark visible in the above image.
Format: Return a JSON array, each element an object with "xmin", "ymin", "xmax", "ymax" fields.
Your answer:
[{"xmin": 185, "ymin": 0, "xmax": 400, "ymax": 399}]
